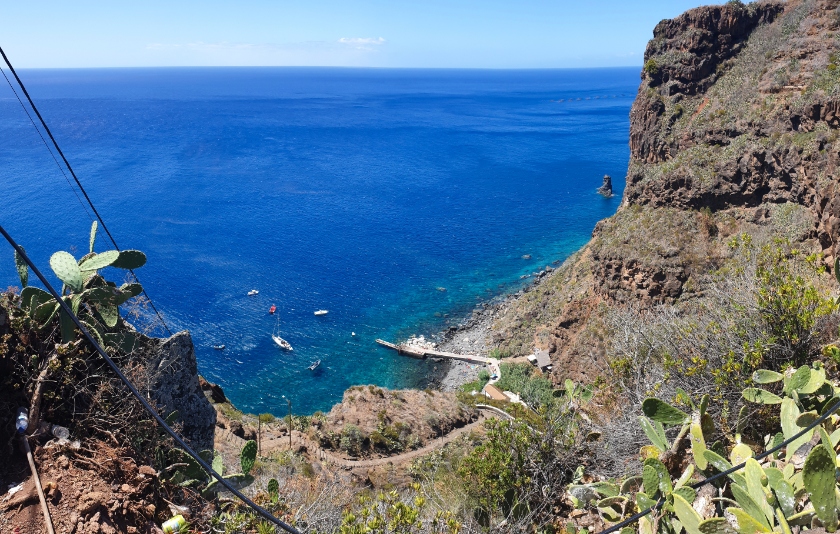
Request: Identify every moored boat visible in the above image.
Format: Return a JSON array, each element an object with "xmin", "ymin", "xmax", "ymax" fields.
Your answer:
[
  {"xmin": 247, "ymin": 289, "xmax": 259, "ymax": 296},
  {"xmin": 314, "ymin": 309, "xmax": 328, "ymax": 316},
  {"xmin": 213, "ymin": 344, "xmax": 225, "ymax": 350},
  {"xmin": 269, "ymin": 304, "xmax": 276, "ymax": 314},
  {"xmin": 272, "ymin": 335, "xmax": 293, "ymax": 351},
  {"xmin": 308, "ymin": 359, "xmax": 321, "ymax": 371}
]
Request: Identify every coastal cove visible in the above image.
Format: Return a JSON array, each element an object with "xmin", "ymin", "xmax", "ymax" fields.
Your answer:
[{"xmin": 0, "ymin": 67, "xmax": 635, "ymax": 415}]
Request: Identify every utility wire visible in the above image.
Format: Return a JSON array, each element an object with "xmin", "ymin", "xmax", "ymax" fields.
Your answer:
[
  {"xmin": 598, "ymin": 396, "xmax": 840, "ymax": 534},
  {"xmin": 0, "ymin": 65, "xmax": 94, "ymax": 223},
  {"xmin": 0, "ymin": 46, "xmax": 172, "ymax": 336},
  {"xmin": 0, "ymin": 224, "xmax": 303, "ymax": 534}
]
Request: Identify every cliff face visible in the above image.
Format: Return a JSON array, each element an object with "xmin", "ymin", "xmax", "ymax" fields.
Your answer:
[
  {"xmin": 626, "ymin": 0, "xmax": 840, "ymax": 262},
  {"xmin": 491, "ymin": 0, "xmax": 840, "ymax": 382},
  {"xmin": 145, "ymin": 332, "xmax": 217, "ymax": 451}
]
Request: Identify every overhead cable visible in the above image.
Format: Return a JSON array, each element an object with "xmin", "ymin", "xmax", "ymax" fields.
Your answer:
[
  {"xmin": 0, "ymin": 46, "xmax": 172, "ymax": 336},
  {"xmin": 0, "ymin": 224, "xmax": 302, "ymax": 534}
]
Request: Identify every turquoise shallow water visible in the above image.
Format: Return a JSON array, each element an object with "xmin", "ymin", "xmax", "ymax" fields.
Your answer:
[{"xmin": 0, "ymin": 67, "xmax": 636, "ymax": 415}]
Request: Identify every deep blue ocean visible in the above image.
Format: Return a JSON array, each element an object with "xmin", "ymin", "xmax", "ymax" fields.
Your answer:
[{"xmin": 0, "ymin": 67, "xmax": 636, "ymax": 415}]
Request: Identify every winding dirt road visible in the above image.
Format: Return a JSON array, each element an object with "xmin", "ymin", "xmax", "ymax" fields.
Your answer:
[{"xmin": 214, "ymin": 406, "xmax": 511, "ymax": 469}]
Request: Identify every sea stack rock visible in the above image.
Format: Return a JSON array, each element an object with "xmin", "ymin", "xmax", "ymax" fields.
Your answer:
[{"xmin": 597, "ymin": 174, "xmax": 613, "ymax": 197}]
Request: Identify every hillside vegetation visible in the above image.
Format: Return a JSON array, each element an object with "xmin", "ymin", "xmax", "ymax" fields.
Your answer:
[{"xmin": 7, "ymin": 1, "xmax": 840, "ymax": 533}]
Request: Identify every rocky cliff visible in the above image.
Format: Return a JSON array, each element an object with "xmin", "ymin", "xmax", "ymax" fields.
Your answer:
[
  {"xmin": 490, "ymin": 0, "xmax": 840, "ymax": 383},
  {"xmin": 144, "ymin": 331, "xmax": 217, "ymax": 451}
]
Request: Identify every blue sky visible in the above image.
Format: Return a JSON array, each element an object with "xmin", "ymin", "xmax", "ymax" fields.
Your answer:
[{"xmin": 4, "ymin": 0, "xmax": 709, "ymax": 68}]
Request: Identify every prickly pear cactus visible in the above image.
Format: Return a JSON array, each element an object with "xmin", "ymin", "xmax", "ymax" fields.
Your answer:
[
  {"xmin": 641, "ymin": 398, "xmax": 689, "ymax": 426},
  {"xmin": 89, "ymin": 220, "xmax": 98, "ymax": 254},
  {"xmin": 240, "ymin": 440, "xmax": 257, "ymax": 475},
  {"xmin": 79, "ymin": 250, "xmax": 120, "ymax": 272},
  {"xmin": 803, "ymin": 445, "xmax": 838, "ymax": 531},
  {"xmin": 267, "ymin": 478, "xmax": 279, "ymax": 499},
  {"xmin": 212, "ymin": 451, "xmax": 225, "ymax": 476},
  {"xmin": 111, "ymin": 250, "xmax": 146, "ymax": 270},
  {"xmin": 742, "ymin": 388, "xmax": 783, "ymax": 404},
  {"xmin": 50, "ymin": 251, "xmax": 83, "ymax": 292}
]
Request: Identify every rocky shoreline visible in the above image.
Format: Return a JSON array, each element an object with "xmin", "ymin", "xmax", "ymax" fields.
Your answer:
[{"xmin": 426, "ymin": 263, "xmax": 560, "ymax": 392}]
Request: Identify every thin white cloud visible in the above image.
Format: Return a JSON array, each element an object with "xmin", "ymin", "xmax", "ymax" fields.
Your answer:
[
  {"xmin": 337, "ymin": 37, "xmax": 386, "ymax": 50},
  {"xmin": 143, "ymin": 39, "xmax": 384, "ymax": 67}
]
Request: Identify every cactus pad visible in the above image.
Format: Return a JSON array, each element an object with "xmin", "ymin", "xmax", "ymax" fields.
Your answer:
[
  {"xmin": 79, "ymin": 250, "xmax": 120, "ymax": 272},
  {"xmin": 642, "ymin": 465, "xmax": 659, "ymax": 497},
  {"xmin": 690, "ymin": 420, "xmax": 708, "ymax": 471},
  {"xmin": 727, "ymin": 507, "xmax": 768, "ymax": 534},
  {"xmin": 644, "ymin": 458, "xmax": 672, "ymax": 494},
  {"xmin": 89, "ymin": 221, "xmax": 97, "ymax": 254},
  {"xmin": 784, "ymin": 366, "xmax": 810, "ymax": 395},
  {"xmin": 59, "ymin": 308, "xmax": 76, "ymax": 343},
  {"xmin": 14, "ymin": 247, "xmax": 28, "ymax": 288},
  {"xmin": 111, "ymin": 250, "xmax": 146, "ymax": 270},
  {"xmin": 21, "ymin": 286, "xmax": 50, "ymax": 312},
  {"xmin": 619, "ymin": 476, "xmax": 642, "ymax": 495},
  {"xmin": 744, "ymin": 459, "xmax": 773, "ymax": 527},
  {"xmin": 742, "ymin": 388, "xmax": 783, "ymax": 405},
  {"xmin": 639, "ymin": 416, "xmax": 668, "ymax": 451},
  {"xmin": 267, "ymin": 478, "xmax": 279, "ymax": 497},
  {"xmin": 673, "ymin": 486, "xmax": 696, "ymax": 504},
  {"xmin": 752, "ymin": 369, "xmax": 783, "ymax": 384},
  {"xmin": 730, "ymin": 484, "xmax": 772, "ymax": 531},
  {"xmin": 781, "ymin": 398, "xmax": 814, "ymax": 461},
  {"xmin": 672, "ymin": 493, "xmax": 702, "ymax": 534},
  {"xmin": 50, "ymin": 251, "xmax": 83, "ymax": 292},
  {"xmin": 641, "ymin": 398, "xmax": 689, "ymax": 426},
  {"xmin": 803, "ymin": 445, "xmax": 838, "ymax": 531},
  {"xmin": 212, "ymin": 452, "xmax": 225, "ymax": 476},
  {"xmin": 795, "ymin": 410, "xmax": 819, "ymax": 427},
  {"xmin": 697, "ymin": 518, "xmax": 736, "ymax": 534},
  {"xmin": 117, "ymin": 283, "xmax": 143, "ymax": 305},
  {"xmin": 240, "ymin": 440, "xmax": 257, "ymax": 475},
  {"xmin": 798, "ymin": 366, "xmax": 827, "ymax": 395},
  {"xmin": 33, "ymin": 301, "xmax": 59, "ymax": 326}
]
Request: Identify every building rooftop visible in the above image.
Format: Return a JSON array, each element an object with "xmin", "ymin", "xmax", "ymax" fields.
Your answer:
[{"xmin": 535, "ymin": 349, "xmax": 551, "ymax": 369}]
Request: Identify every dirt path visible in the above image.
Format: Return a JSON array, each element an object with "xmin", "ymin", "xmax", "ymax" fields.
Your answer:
[{"xmin": 215, "ymin": 406, "xmax": 508, "ymax": 469}]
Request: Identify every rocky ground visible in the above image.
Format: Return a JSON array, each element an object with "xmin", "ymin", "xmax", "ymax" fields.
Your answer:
[{"xmin": 0, "ymin": 438, "xmax": 174, "ymax": 534}]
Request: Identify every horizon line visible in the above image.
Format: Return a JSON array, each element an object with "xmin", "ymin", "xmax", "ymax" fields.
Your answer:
[{"xmin": 13, "ymin": 64, "xmax": 644, "ymax": 71}]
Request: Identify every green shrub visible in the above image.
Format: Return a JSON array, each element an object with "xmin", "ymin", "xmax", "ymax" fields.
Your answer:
[
  {"xmin": 495, "ymin": 362, "xmax": 554, "ymax": 408},
  {"xmin": 339, "ymin": 424, "xmax": 364, "ymax": 455},
  {"xmin": 488, "ymin": 347, "xmax": 512, "ymax": 359}
]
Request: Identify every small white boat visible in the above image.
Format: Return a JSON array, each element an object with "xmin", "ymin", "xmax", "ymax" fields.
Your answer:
[
  {"xmin": 247, "ymin": 289, "xmax": 259, "ymax": 296},
  {"xmin": 314, "ymin": 309, "xmax": 329, "ymax": 316},
  {"xmin": 308, "ymin": 359, "xmax": 321, "ymax": 371},
  {"xmin": 272, "ymin": 335, "xmax": 293, "ymax": 351},
  {"xmin": 213, "ymin": 344, "xmax": 226, "ymax": 350}
]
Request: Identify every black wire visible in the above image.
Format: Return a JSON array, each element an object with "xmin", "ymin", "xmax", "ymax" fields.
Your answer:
[
  {"xmin": 0, "ymin": 224, "xmax": 302, "ymax": 534},
  {"xmin": 598, "ymin": 396, "xmax": 840, "ymax": 534},
  {"xmin": 0, "ymin": 46, "xmax": 172, "ymax": 337},
  {"xmin": 0, "ymin": 65, "xmax": 95, "ymax": 223}
]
